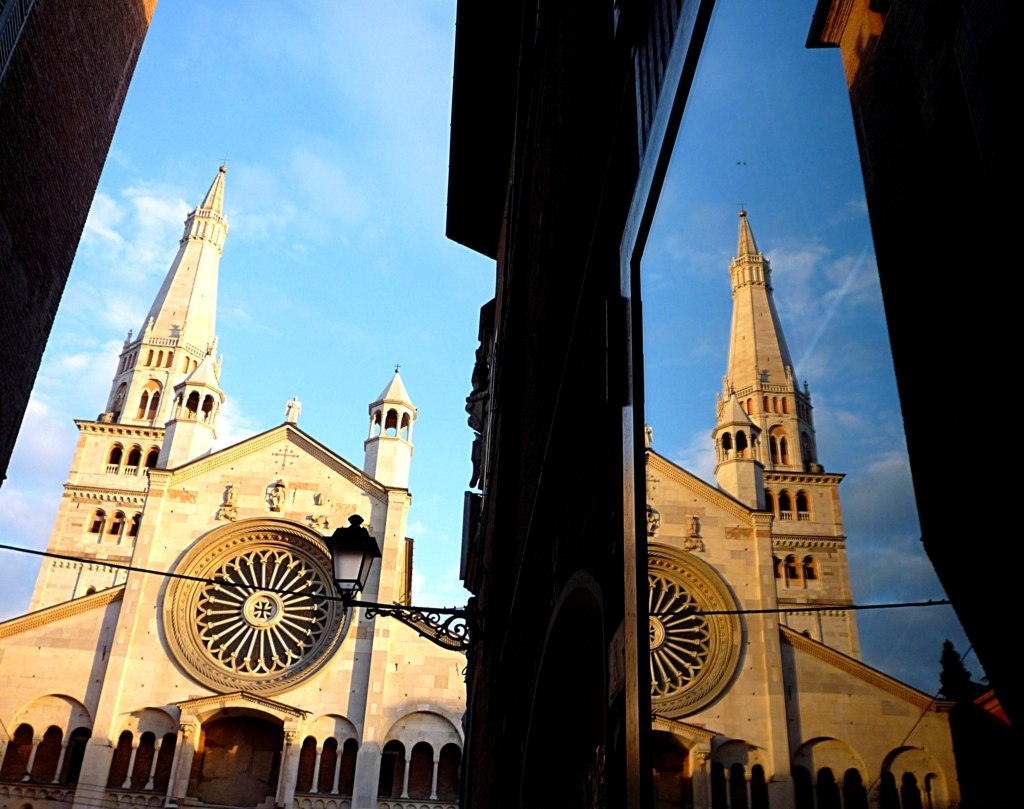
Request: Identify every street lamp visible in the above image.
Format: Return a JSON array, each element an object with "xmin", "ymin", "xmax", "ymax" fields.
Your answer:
[{"xmin": 325, "ymin": 515, "xmax": 477, "ymax": 652}]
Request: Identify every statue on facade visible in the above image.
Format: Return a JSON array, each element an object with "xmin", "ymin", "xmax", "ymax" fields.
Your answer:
[
  {"xmin": 267, "ymin": 481, "xmax": 286, "ymax": 512},
  {"xmin": 646, "ymin": 504, "xmax": 661, "ymax": 536},
  {"xmin": 285, "ymin": 397, "xmax": 302, "ymax": 424},
  {"xmin": 217, "ymin": 484, "xmax": 238, "ymax": 521}
]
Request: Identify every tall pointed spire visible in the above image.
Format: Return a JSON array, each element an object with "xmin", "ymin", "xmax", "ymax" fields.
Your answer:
[
  {"xmin": 718, "ymin": 210, "xmax": 821, "ymax": 473},
  {"xmin": 200, "ymin": 165, "xmax": 226, "ymax": 214},
  {"xmin": 101, "ymin": 167, "xmax": 229, "ymax": 428},
  {"xmin": 737, "ymin": 209, "xmax": 758, "ymax": 256}
]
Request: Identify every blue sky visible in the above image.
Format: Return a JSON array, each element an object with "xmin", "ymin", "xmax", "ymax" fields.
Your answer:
[{"xmin": 0, "ymin": 0, "xmax": 973, "ymax": 693}]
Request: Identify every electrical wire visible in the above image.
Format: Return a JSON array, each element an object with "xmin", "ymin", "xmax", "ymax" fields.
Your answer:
[{"xmin": 0, "ymin": 542, "xmax": 951, "ymax": 618}]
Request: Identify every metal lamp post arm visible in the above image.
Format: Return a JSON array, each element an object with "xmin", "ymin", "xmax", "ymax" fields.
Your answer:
[{"xmin": 356, "ymin": 601, "xmax": 477, "ymax": 653}]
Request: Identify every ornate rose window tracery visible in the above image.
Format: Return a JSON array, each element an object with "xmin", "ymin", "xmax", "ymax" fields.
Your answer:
[
  {"xmin": 648, "ymin": 545, "xmax": 742, "ymax": 717},
  {"xmin": 164, "ymin": 522, "xmax": 349, "ymax": 694}
]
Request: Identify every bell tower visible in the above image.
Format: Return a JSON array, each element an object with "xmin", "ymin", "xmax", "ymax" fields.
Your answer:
[
  {"xmin": 724, "ymin": 210, "xmax": 821, "ymax": 473},
  {"xmin": 157, "ymin": 353, "xmax": 225, "ymax": 469},
  {"xmin": 363, "ymin": 369, "xmax": 417, "ymax": 488},
  {"xmin": 101, "ymin": 166, "xmax": 229, "ymax": 429},
  {"xmin": 712, "ymin": 391, "xmax": 766, "ymax": 509}
]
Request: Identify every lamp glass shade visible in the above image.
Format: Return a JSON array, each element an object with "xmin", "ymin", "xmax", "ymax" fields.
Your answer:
[{"xmin": 329, "ymin": 523, "xmax": 381, "ymax": 595}]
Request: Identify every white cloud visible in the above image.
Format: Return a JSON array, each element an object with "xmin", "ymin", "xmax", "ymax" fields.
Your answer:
[
  {"xmin": 211, "ymin": 396, "xmax": 262, "ymax": 452},
  {"xmin": 668, "ymin": 428, "xmax": 718, "ymax": 484}
]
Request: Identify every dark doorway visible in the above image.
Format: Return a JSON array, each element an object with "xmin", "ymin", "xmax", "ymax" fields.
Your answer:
[
  {"xmin": 187, "ymin": 714, "xmax": 283, "ymax": 807},
  {"xmin": 652, "ymin": 733, "xmax": 692, "ymax": 809}
]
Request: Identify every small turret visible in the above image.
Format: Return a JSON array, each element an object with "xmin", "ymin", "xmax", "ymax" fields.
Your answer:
[
  {"xmin": 157, "ymin": 354, "xmax": 225, "ymax": 468},
  {"xmin": 363, "ymin": 369, "xmax": 416, "ymax": 488},
  {"xmin": 712, "ymin": 392, "xmax": 765, "ymax": 509}
]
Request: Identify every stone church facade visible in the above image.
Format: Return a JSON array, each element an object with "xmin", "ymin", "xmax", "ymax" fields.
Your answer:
[
  {"xmin": 644, "ymin": 212, "xmax": 958, "ymax": 808},
  {"xmin": 0, "ymin": 169, "xmax": 466, "ymax": 809}
]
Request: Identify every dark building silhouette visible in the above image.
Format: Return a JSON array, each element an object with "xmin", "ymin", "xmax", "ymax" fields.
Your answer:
[
  {"xmin": 807, "ymin": 0, "xmax": 1021, "ymax": 726},
  {"xmin": 0, "ymin": 0, "xmax": 157, "ymax": 485},
  {"xmin": 449, "ymin": 1, "xmax": 714, "ymax": 805}
]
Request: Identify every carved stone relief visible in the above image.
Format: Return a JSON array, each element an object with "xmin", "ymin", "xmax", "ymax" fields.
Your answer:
[
  {"xmin": 266, "ymin": 481, "xmax": 286, "ymax": 512},
  {"xmin": 216, "ymin": 484, "xmax": 238, "ymax": 521}
]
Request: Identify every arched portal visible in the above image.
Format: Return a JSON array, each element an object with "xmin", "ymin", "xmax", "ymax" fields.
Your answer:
[{"xmin": 186, "ymin": 713, "xmax": 284, "ymax": 807}]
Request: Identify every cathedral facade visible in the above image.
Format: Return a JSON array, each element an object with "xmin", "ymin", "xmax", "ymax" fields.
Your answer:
[
  {"xmin": 644, "ymin": 212, "xmax": 958, "ymax": 808},
  {"xmin": 0, "ymin": 169, "xmax": 466, "ymax": 809}
]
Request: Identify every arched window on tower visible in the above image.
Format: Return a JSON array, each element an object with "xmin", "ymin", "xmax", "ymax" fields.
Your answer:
[
  {"xmin": 192, "ymin": 359, "xmax": 198, "ymax": 372},
  {"xmin": 782, "ymin": 397, "xmax": 789, "ymax": 414},
  {"xmin": 773, "ymin": 556, "xmax": 782, "ymax": 579},
  {"xmin": 147, "ymin": 391, "xmax": 160, "ymax": 420},
  {"xmin": 796, "ymin": 491, "xmax": 810, "ymax": 520},
  {"xmin": 780, "ymin": 437, "xmax": 790, "ymax": 465},
  {"xmin": 126, "ymin": 446, "xmax": 142, "ymax": 475},
  {"xmin": 763, "ymin": 396, "xmax": 770, "ymax": 412},
  {"xmin": 182, "ymin": 355, "xmax": 190, "ymax": 373},
  {"xmin": 136, "ymin": 391, "xmax": 150, "ymax": 420},
  {"xmin": 156, "ymin": 351, "xmax": 164, "ymax": 367},
  {"xmin": 146, "ymin": 350, "xmax": 154, "ymax": 366},
  {"xmin": 778, "ymin": 492, "xmax": 793, "ymax": 519},
  {"xmin": 109, "ymin": 511, "xmax": 126, "ymax": 540},
  {"xmin": 772, "ymin": 396, "xmax": 778, "ymax": 412},
  {"xmin": 400, "ymin": 412, "xmax": 411, "ymax": 440},
  {"xmin": 166, "ymin": 351, "xmax": 174, "ymax": 368},
  {"xmin": 202, "ymin": 395, "xmax": 215, "ymax": 422},
  {"xmin": 765, "ymin": 490, "xmax": 776, "ymax": 513},
  {"xmin": 88, "ymin": 510, "xmax": 107, "ymax": 535},
  {"xmin": 801, "ymin": 432, "xmax": 813, "ymax": 471},
  {"xmin": 145, "ymin": 448, "xmax": 159, "ymax": 469},
  {"xmin": 802, "ymin": 556, "xmax": 818, "ymax": 581},
  {"xmin": 370, "ymin": 410, "xmax": 382, "ymax": 438},
  {"xmin": 721, "ymin": 432, "xmax": 733, "ymax": 457},
  {"xmin": 128, "ymin": 514, "xmax": 142, "ymax": 538},
  {"xmin": 736, "ymin": 430, "xmax": 748, "ymax": 458},
  {"xmin": 784, "ymin": 555, "xmax": 800, "ymax": 583},
  {"xmin": 769, "ymin": 436, "xmax": 779, "ymax": 465},
  {"xmin": 384, "ymin": 409, "xmax": 398, "ymax": 437},
  {"xmin": 746, "ymin": 398, "xmax": 753, "ymax": 414},
  {"xmin": 107, "ymin": 444, "xmax": 124, "ymax": 472},
  {"xmin": 185, "ymin": 391, "xmax": 200, "ymax": 418},
  {"xmin": 112, "ymin": 383, "xmax": 127, "ymax": 417}
]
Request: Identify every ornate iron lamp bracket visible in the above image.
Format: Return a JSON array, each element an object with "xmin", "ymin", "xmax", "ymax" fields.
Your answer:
[{"xmin": 359, "ymin": 602, "xmax": 476, "ymax": 653}]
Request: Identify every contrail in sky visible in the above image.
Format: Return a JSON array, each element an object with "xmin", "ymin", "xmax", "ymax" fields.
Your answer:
[{"xmin": 794, "ymin": 244, "xmax": 871, "ymax": 378}]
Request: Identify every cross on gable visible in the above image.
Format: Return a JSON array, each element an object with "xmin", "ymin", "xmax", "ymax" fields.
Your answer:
[{"xmin": 272, "ymin": 446, "xmax": 299, "ymax": 471}]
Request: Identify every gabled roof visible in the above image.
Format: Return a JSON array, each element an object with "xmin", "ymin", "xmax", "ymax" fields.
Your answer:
[
  {"xmin": 0, "ymin": 586, "xmax": 124, "ymax": 640},
  {"xmin": 780, "ymin": 625, "xmax": 946, "ymax": 711},
  {"xmin": 717, "ymin": 392, "xmax": 757, "ymax": 430},
  {"xmin": 176, "ymin": 353, "xmax": 221, "ymax": 391},
  {"xmin": 647, "ymin": 449, "xmax": 755, "ymax": 523},
  {"xmin": 176, "ymin": 690, "xmax": 308, "ymax": 718},
  {"xmin": 167, "ymin": 423, "xmax": 390, "ymax": 499}
]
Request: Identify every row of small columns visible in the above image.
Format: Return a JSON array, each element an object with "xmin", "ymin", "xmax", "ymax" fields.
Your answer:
[
  {"xmin": 305, "ymin": 741, "xmax": 349, "ymax": 795},
  {"xmin": 393, "ymin": 746, "xmax": 443, "ymax": 801},
  {"xmin": 0, "ymin": 735, "xmax": 69, "ymax": 784},
  {"xmin": 118, "ymin": 736, "xmax": 167, "ymax": 791}
]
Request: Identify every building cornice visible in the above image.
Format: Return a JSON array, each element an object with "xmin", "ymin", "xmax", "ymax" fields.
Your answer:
[
  {"xmin": 75, "ymin": 420, "xmax": 165, "ymax": 439},
  {"xmin": 0, "ymin": 586, "xmax": 124, "ymax": 640},
  {"xmin": 63, "ymin": 484, "xmax": 148, "ymax": 505},
  {"xmin": 652, "ymin": 714, "xmax": 718, "ymax": 741},
  {"xmin": 772, "ymin": 535, "xmax": 845, "ymax": 549},
  {"xmin": 764, "ymin": 471, "xmax": 844, "ymax": 485},
  {"xmin": 780, "ymin": 625, "xmax": 937, "ymax": 710},
  {"xmin": 647, "ymin": 451, "xmax": 757, "ymax": 524}
]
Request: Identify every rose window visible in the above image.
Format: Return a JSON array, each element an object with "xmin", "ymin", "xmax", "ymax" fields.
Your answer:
[
  {"xmin": 165, "ymin": 523, "xmax": 348, "ymax": 694},
  {"xmin": 195, "ymin": 548, "xmax": 331, "ymax": 676},
  {"xmin": 648, "ymin": 546, "xmax": 742, "ymax": 717},
  {"xmin": 648, "ymin": 573, "xmax": 712, "ymax": 698}
]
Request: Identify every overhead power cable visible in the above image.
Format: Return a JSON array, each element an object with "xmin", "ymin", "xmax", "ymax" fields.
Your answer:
[{"xmin": 0, "ymin": 542, "xmax": 951, "ymax": 618}]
